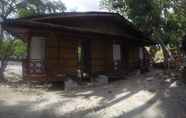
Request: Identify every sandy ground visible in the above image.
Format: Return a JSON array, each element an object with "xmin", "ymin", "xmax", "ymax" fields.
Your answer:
[
  {"xmin": 0, "ymin": 62, "xmax": 186, "ymax": 118},
  {"xmin": 4, "ymin": 61, "xmax": 22, "ymax": 80}
]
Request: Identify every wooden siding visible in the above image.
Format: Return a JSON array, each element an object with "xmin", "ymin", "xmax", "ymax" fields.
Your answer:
[
  {"xmin": 24, "ymin": 34, "xmax": 142, "ymax": 81},
  {"xmin": 60, "ymin": 39, "xmax": 79, "ymax": 73},
  {"xmin": 46, "ymin": 36, "xmax": 79, "ymax": 79},
  {"xmin": 90, "ymin": 40, "xmax": 113, "ymax": 73},
  {"xmin": 128, "ymin": 47, "xmax": 140, "ymax": 69}
]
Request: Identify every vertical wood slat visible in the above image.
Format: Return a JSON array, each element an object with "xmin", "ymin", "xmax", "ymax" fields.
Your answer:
[
  {"xmin": 46, "ymin": 34, "xmax": 80, "ymax": 78},
  {"xmin": 121, "ymin": 41, "xmax": 129, "ymax": 69},
  {"xmin": 90, "ymin": 39, "xmax": 113, "ymax": 74},
  {"xmin": 45, "ymin": 34, "xmax": 48, "ymax": 74},
  {"xmin": 25, "ymin": 32, "xmax": 32, "ymax": 76},
  {"xmin": 47, "ymin": 33, "xmax": 60, "ymax": 76},
  {"xmin": 60, "ymin": 38, "xmax": 79, "ymax": 74},
  {"xmin": 81, "ymin": 39, "xmax": 91, "ymax": 75}
]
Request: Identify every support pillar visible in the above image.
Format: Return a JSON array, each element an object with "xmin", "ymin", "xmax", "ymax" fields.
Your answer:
[
  {"xmin": 113, "ymin": 40, "xmax": 121, "ymax": 71},
  {"xmin": 24, "ymin": 32, "xmax": 32, "ymax": 78},
  {"xmin": 139, "ymin": 47, "xmax": 145, "ymax": 73}
]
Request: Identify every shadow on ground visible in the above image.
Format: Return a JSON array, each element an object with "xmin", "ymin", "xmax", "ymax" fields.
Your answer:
[{"xmin": 0, "ymin": 69, "xmax": 186, "ymax": 118}]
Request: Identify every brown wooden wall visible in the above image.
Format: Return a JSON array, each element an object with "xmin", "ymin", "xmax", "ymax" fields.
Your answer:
[
  {"xmin": 46, "ymin": 36, "xmax": 58, "ymax": 76},
  {"xmin": 34, "ymin": 32, "xmax": 142, "ymax": 81},
  {"xmin": 90, "ymin": 39, "xmax": 113, "ymax": 74},
  {"xmin": 46, "ymin": 37, "xmax": 139, "ymax": 78},
  {"xmin": 24, "ymin": 30, "xmax": 145, "ymax": 81},
  {"xmin": 60, "ymin": 38, "xmax": 79, "ymax": 73},
  {"xmin": 117, "ymin": 40, "xmax": 140, "ymax": 73},
  {"xmin": 127, "ymin": 47, "xmax": 140, "ymax": 69},
  {"xmin": 46, "ymin": 35, "xmax": 79, "ymax": 78},
  {"xmin": 121, "ymin": 42, "xmax": 140, "ymax": 71}
]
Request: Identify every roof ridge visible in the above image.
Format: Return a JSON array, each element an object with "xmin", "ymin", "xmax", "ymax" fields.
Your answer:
[{"xmin": 17, "ymin": 11, "xmax": 118, "ymax": 20}]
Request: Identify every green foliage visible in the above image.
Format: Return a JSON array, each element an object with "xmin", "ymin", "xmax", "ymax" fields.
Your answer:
[
  {"xmin": 17, "ymin": 0, "xmax": 66, "ymax": 17},
  {"xmin": 100, "ymin": 0, "xmax": 186, "ymax": 47},
  {"xmin": 0, "ymin": 38, "xmax": 16, "ymax": 59},
  {"xmin": 17, "ymin": 8, "xmax": 35, "ymax": 17},
  {"xmin": 0, "ymin": 38, "xmax": 26, "ymax": 60},
  {"xmin": 0, "ymin": 0, "xmax": 66, "ymax": 57},
  {"xmin": 0, "ymin": 0, "xmax": 66, "ymax": 79},
  {"xmin": 0, "ymin": 0, "xmax": 66, "ymax": 19},
  {"xmin": 14, "ymin": 39, "xmax": 26, "ymax": 57}
]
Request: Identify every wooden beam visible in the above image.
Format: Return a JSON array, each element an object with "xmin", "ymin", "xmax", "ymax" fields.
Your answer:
[
  {"xmin": 45, "ymin": 36, "xmax": 48, "ymax": 74},
  {"xmin": 5, "ymin": 20, "xmax": 152, "ymax": 44},
  {"xmin": 81, "ymin": 39, "xmax": 92, "ymax": 77},
  {"xmin": 57, "ymin": 35, "xmax": 60, "ymax": 65},
  {"xmin": 25, "ymin": 31, "xmax": 32, "ymax": 76}
]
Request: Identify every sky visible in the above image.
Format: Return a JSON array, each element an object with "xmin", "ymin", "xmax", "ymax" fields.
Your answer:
[{"xmin": 60, "ymin": 0, "xmax": 107, "ymax": 12}]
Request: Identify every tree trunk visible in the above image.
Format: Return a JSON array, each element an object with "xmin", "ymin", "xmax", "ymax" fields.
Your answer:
[
  {"xmin": 0, "ymin": 69, "xmax": 5, "ymax": 81},
  {"xmin": 0, "ymin": 59, "xmax": 8, "ymax": 81},
  {"xmin": 0, "ymin": 21, "xmax": 4, "ymax": 81},
  {"xmin": 0, "ymin": 61, "xmax": 6, "ymax": 81}
]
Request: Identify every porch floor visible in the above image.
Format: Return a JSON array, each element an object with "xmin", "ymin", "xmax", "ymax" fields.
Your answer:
[{"xmin": 1, "ymin": 66, "xmax": 186, "ymax": 118}]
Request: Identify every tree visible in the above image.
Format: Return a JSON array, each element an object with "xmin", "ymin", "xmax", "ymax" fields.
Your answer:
[
  {"xmin": 0, "ymin": 0, "xmax": 20, "ymax": 80},
  {"xmin": 100, "ymin": 0, "xmax": 186, "ymax": 66},
  {"xmin": 17, "ymin": 0, "xmax": 66, "ymax": 17},
  {"xmin": 0, "ymin": 37, "xmax": 16, "ymax": 79},
  {"xmin": 0, "ymin": 0, "xmax": 66, "ymax": 80},
  {"xmin": 14, "ymin": 39, "xmax": 27, "ymax": 58}
]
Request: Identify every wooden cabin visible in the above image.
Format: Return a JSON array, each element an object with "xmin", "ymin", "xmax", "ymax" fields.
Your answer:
[{"xmin": 2, "ymin": 12, "xmax": 153, "ymax": 81}]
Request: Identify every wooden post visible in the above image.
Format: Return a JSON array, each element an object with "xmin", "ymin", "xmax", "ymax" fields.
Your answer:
[
  {"xmin": 139, "ymin": 47, "xmax": 144, "ymax": 73},
  {"xmin": 27, "ymin": 32, "xmax": 32, "ymax": 62},
  {"xmin": 45, "ymin": 35, "xmax": 48, "ymax": 75},
  {"xmin": 113, "ymin": 40, "xmax": 121, "ymax": 71},
  {"xmin": 57, "ymin": 35, "xmax": 60, "ymax": 66},
  {"xmin": 24, "ymin": 32, "xmax": 32, "ymax": 78},
  {"xmin": 121, "ymin": 40, "xmax": 128, "ymax": 71},
  {"xmin": 80, "ymin": 39, "xmax": 92, "ymax": 79}
]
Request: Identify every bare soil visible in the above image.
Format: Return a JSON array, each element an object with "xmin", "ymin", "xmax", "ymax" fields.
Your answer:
[{"xmin": 0, "ymin": 67, "xmax": 186, "ymax": 118}]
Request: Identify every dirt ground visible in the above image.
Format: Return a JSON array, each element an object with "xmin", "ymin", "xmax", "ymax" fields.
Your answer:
[{"xmin": 1, "ymin": 62, "xmax": 186, "ymax": 118}]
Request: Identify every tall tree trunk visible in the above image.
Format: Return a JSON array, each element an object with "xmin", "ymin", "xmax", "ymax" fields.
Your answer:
[
  {"xmin": 0, "ymin": 69, "xmax": 5, "ymax": 81},
  {"xmin": 0, "ymin": 59, "xmax": 7, "ymax": 81},
  {"xmin": 0, "ymin": 23, "xmax": 4, "ymax": 81}
]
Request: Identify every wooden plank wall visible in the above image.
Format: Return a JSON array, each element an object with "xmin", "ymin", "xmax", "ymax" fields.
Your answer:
[
  {"xmin": 46, "ymin": 35, "xmax": 79, "ymax": 78},
  {"xmin": 46, "ymin": 35, "xmax": 139, "ymax": 79},
  {"xmin": 90, "ymin": 39, "xmax": 113, "ymax": 74},
  {"xmin": 121, "ymin": 41, "xmax": 140, "ymax": 72},
  {"xmin": 128, "ymin": 47, "xmax": 140, "ymax": 69},
  {"xmin": 46, "ymin": 36, "xmax": 59, "ymax": 76},
  {"xmin": 60, "ymin": 38, "xmax": 79, "ymax": 74}
]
